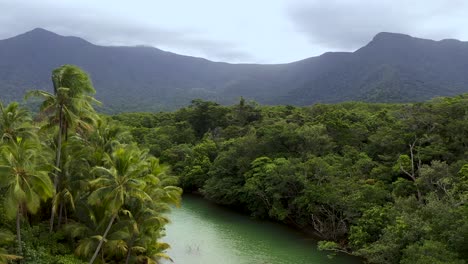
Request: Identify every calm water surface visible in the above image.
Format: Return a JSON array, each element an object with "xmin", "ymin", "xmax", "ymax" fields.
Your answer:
[{"xmin": 162, "ymin": 195, "xmax": 361, "ymax": 264}]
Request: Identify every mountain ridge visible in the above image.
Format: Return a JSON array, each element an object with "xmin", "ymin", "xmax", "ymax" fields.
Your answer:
[{"xmin": 1, "ymin": 28, "xmax": 468, "ymax": 112}]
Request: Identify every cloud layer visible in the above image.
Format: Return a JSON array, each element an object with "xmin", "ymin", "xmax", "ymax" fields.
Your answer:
[
  {"xmin": 1, "ymin": 0, "xmax": 467, "ymax": 63},
  {"xmin": 287, "ymin": 0, "xmax": 468, "ymax": 50},
  {"xmin": 0, "ymin": 0, "xmax": 253, "ymax": 62}
]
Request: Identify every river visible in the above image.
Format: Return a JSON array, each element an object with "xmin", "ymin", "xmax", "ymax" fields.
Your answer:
[{"xmin": 162, "ymin": 194, "xmax": 361, "ymax": 264}]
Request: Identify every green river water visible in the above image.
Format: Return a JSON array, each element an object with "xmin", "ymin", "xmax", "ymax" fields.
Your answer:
[{"xmin": 162, "ymin": 195, "xmax": 361, "ymax": 264}]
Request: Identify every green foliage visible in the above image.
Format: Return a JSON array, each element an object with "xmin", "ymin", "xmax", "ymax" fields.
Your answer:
[
  {"xmin": 21, "ymin": 225, "xmax": 83, "ymax": 264},
  {"xmin": 401, "ymin": 240, "xmax": 465, "ymax": 264},
  {"xmin": 0, "ymin": 65, "xmax": 181, "ymax": 264},
  {"xmin": 0, "ymin": 229, "xmax": 21, "ymax": 263},
  {"xmin": 114, "ymin": 94, "xmax": 468, "ymax": 263},
  {"xmin": 0, "ymin": 137, "xmax": 54, "ymax": 219},
  {"xmin": 2, "ymin": 63, "xmax": 467, "ymax": 263}
]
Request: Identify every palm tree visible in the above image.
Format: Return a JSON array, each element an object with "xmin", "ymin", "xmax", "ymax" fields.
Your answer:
[
  {"xmin": 52, "ymin": 134, "xmax": 94, "ymax": 228},
  {"xmin": 0, "ymin": 229, "xmax": 22, "ymax": 263},
  {"xmin": 26, "ymin": 64, "xmax": 100, "ymax": 231},
  {"xmin": 64, "ymin": 202, "xmax": 128, "ymax": 262},
  {"xmin": 0, "ymin": 102, "xmax": 34, "ymax": 142},
  {"xmin": 121, "ymin": 205, "xmax": 173, "ymax": 264},
  {"xmin": 85, "ymin": 118, "xmax": 132, "ymax": 168},
  {"xmin": 121, "ymin": 157, "xmax": 181, "ymax": 264},
  {"xmin": 145, "ymin": 157, "xmax": 182, "ymax": 206},
  {"xmin": 87, "ymin": 146, "xmax": 152, "ymax": 264},
  {"xmin": 89, "ymin": 118, "xmax": 131, "ymax": 153},
  {"xmin": 52, "ymin": 119, "xmax": 127, "ymax": 229},
  {"xmin": 0, "ymin": 137, "xmax": 54, "ymax": 257},
  {"xmin": 120, "ymin": 197, "xmax": 170, "ymax": 264},
  {"xmin": 138, "ymin": 242, "xmax": 173, "ymax": 264}
]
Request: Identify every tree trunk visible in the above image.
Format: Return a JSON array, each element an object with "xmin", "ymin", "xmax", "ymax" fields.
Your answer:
[
  {"xmin": 409, "ymin": 141, "xmax": 422, "ymax": 201},
  {"xmin": 57, "ymin": 202, "xmax": 64, "ymax": 228},
  {"xmin": 50, "ymin": 105, "xmax": 64, "ymax": 232},
  {"xmin": 89, "ymin": 214, "xmax": 117, "ymax": 264},
  {"xmin": 16, "ymin": 206, "xmax": 23, "ymax": 261},
  {"xmin": 125, "ymin": 247, "xmax": 132, "ymax": 264},
  {"xmin": 125, "ymin": 235, "xmax": 136, "ymax": 264},
  {"xmin": 416, "ymin": 189, "xmax": 422, "ymax": 201},
  {"xmin": 64, "ymin": 205, "xmax": 68, "ymax": 224}
]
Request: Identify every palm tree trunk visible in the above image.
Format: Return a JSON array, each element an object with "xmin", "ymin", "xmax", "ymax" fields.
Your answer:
[
  {"xmin": 89, "ymin": 214, "xmax": 117, "ymax": 264},
  {"xmin": 50, "ymin": 105, "xmax": 64, "ymax": 232},
  {"xmin": 64, "ymin": 205, "xmax": 68, "ymax": 224},
  {"xmin": 55, "ymin": 106, "xmax": 64, "ymax": 180},
  {"xmin": 125, "ymin": 235, "xmax": 135, "ymax": 264},
  {"xmin": 16, "ymin": 206, "xmax": 23, "ymax": 260},
  {"xmin": 57, "ymin": 202, "xmax": 64, "ymax": 228},
  {"xmin": 125, "ymin": 247, "xmax": 132, "ymax": 264}
]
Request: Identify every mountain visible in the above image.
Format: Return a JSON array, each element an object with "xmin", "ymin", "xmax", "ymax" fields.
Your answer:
[
  {"xmin": 1, "ymin": 29, "xmax": 468, "ymax": 112},
  {"xmin": 284, "ymin": 32, "xmax": 468, "ymax": 105}
]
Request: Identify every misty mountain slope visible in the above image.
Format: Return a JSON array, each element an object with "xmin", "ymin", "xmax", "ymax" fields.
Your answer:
[
  {"xmin": 1, "ymin": 29, "xmax": 468, "ymax": 112},
  {"xmin": 0, "ymin": 28, "xmax": 288, "ymax": 112},
  {"xmin": 281, "ymin": 32, "xmax": 468, "ymax": 105}
]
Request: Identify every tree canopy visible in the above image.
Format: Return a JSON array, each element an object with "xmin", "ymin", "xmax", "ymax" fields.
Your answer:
[{"xmin": 115, "ymin": 95, "xmax": 468, "ymax": 264}]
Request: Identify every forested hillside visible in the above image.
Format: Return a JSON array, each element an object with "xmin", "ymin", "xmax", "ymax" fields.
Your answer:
[
  {"xmin": 1, "ymin": 62, "xmax": 468, "ymax": 263},
  {"xmin": 1, "ymin": 29, "xmax": 468, "ymax": 112},
  {"xmin": 114, "ymin": 95, "xmax": 468, "ymax": 263},
  {"xmin": 0, "ymin": 65, "xmax": 181, "ymax": 263}
]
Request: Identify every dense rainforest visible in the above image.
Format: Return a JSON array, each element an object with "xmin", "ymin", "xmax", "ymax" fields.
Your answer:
[
  {"xmin": 1, "ymin": 64, "xmax": 468, "ymax": 264},
  {"xmin": 113, "ymin": 95, "xmax": 468, "ymax": 264},
  {"xmin": 0, "ymin": 65, "xmax": 182, "ymax": 264}
]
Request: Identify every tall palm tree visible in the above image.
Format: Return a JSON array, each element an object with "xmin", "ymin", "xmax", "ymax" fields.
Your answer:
[
  {"xmin": 0, "ymin": 137, "xmax": 54, "ymax": 257},
  {"xmin": 87, "ymin": 146, "xmax": 152, "ymax": 264},
  {"xmin": 26, "ymin": 64, "xmax": 100, "ymax": 231},
  {"xmin": 53, "ymin": 134, "xmax": 94, "ymax": 228}
]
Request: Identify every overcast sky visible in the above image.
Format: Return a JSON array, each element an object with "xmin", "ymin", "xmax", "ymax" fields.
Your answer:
[{"xmin": 1, "ymin": 0, "xmax": 467, "ymax": 63}]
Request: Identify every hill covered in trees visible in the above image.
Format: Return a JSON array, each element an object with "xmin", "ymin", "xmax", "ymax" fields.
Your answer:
[
  {"xmin": 1, "ymin": 29, "xmax": 468, "ymax": 112},
  {"xmin": 114, "ymin": 95, "xmax": 468, "ymax": 264}
]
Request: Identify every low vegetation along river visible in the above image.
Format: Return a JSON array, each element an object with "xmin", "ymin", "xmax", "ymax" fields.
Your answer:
[{"xmin": 163, "ymin": 195, "xmax": 361, "ymax": 264}]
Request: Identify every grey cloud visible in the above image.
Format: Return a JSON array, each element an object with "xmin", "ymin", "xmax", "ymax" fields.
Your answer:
[
  {"xmin": 287, "ymin": 0, "xmax": 468, "ymax": 50},
  {"xmin": 56, "ymin": 21, "xmax": 254, "ymax": 62},
  {"xmin": 0, "ymin": 1, "xmax": 253, "ymax": 62}
]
